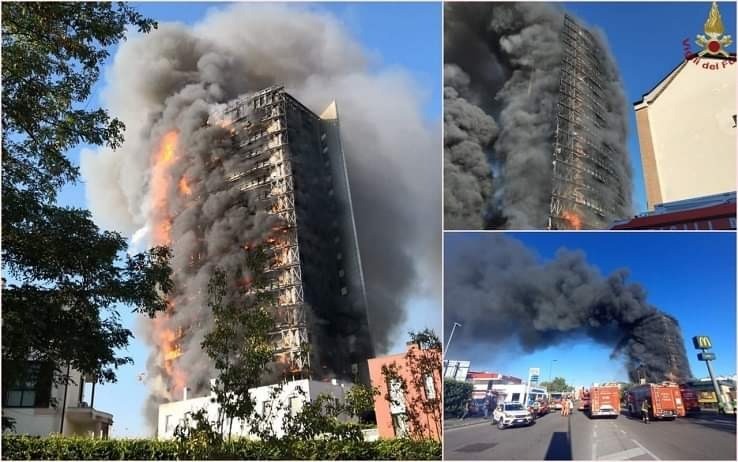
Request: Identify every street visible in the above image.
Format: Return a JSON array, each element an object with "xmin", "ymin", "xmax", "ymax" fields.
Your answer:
[{"xmin": 444, "ymin": 410, "xmax": 736, "ymax": 460}]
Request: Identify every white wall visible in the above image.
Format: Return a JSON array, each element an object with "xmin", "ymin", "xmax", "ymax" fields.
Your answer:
[
  {"xmin": 4, "ymin": 369, "xmax": 108, "ymax": 437},
  {"xmin": 646, "ymin": 58, "xmax": 736, "ymax": 204},
  {"xmin": 156, "ymin": 379, "xmax": 355, "ymax": 440}
]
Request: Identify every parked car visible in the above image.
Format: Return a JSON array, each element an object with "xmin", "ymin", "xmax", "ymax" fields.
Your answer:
[
  {"xmin": 530, "ymin": 398, "xmax": 549, "ymax": 417},
  {"xmin": 493, "ymin": 402, "xmax": 534, "ymax": 429}
]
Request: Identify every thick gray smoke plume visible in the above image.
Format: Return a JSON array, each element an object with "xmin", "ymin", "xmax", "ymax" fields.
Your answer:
[
  {"xmin": 445, "ymin": 234, "xmax": 692, "ymax": 383},
  {"xmin": 80, "ymin": 4, "xmax": 440, "ymax": 430},
  {"xmin": 444, "ymin": 2, "xmax": 632, "ymax": 229}
]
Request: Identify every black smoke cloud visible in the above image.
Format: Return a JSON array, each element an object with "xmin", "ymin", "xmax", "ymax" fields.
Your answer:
[
  {"xmin": 80, "ymin": 4, "xmax": 440, "ymax": 431},
  {"xmin": 445, "ymin": 234, "xmax": 692, "ymax": 383},
  {"xmin": 444, "ymin": 2, "xmax": 632, "ymax": 229}
]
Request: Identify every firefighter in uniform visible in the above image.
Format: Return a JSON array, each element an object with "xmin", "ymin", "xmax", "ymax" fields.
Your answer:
[{"xmin": 641, "ymin": 399, "xmax": 651, "ymax": 424}]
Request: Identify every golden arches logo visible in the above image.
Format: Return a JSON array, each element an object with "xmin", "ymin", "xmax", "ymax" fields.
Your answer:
[{"xmin": 692, "ymin": 336, "xmax": 712, "ymax": 349}]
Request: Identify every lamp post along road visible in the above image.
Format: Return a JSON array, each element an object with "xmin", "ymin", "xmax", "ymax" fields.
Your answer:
[{"xmin": 444, "ymin": 322, "xmax": 462, "ymax": 360}]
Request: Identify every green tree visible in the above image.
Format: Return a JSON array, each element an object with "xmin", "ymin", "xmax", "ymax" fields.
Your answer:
[
  {"xmin": 443, "ymin": 379, "xmax": 473, "ymax": 418},
  {"xmin": 201, "ymin": 249, "xmax": 276, "ymax": 441},
  {"xmin": 540, "ymin": 376, "xmax": 574, "ymax": 393},
  {"xmin": 1, "ymin": 1, "xmax": 170, "ymax": 406},
  {"xmin": 344, "ymin": 384, "xmax": 380, "ymax": 424},
  {"xmin": 380, "ymin": 330, "xmax": 442, "ymax": 440}
]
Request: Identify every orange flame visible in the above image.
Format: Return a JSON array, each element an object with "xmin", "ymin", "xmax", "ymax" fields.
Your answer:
[
  {"xmin": 151, "ymin": 132, "xmax": 178, "ymax": 246},
  {"xmin": 178, "ymin": 177, "xmax": 192, "ymax": 196},
  {"xmin": 562, "ymin": 211, "xmax": 582, "ymax": 230},
  {"xmin": 150, "ymin": 131, "xmax": 188, "ymax": 398}
]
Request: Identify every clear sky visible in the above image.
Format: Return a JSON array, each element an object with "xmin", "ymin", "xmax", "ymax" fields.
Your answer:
[
  {"xmin": 562, "ymin": 1, "xmax": 737, "ymax": 214},
  {"xmin": 445, "ymin": 231, "xmax": 737, "ymax": 389},
  {"xmin": 51, "ymin": 1, "xmax": 441, "ymax": 437}
]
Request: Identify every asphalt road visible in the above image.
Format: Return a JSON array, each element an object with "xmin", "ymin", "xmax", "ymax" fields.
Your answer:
[{"xmin": 444, "ymin": 410, "xmax": 736, "ymax": 460}]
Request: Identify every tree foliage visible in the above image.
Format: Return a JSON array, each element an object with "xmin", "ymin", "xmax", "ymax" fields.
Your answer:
[
  {"xmin": 1, "ymin": 1, "xmax": 168, "ymax": 392},
  {"xmin": 443, "ymin": 379, "xmax": 473, "ymax": 418},
  {"xmin": 201, "ymin": 249, "xmax": 276, "ymax": 440},
  {"xmin": 380, "ymin": 329, "xmax": 442, "ymax": 440},
  {"xmin": 1, "ymin": 434, "xmax": 441, "ymax": 460},
  {"xmin": 540, "ymin": 376, "xmax": 574, "ymax": 393}
]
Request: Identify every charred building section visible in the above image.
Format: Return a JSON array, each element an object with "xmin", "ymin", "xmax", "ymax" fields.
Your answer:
[
  {"xmin": 549, "ymin": 15, "xmax": 630, "ymax": 230},
  {"xmin": 444, "ymin": 3, "xmax": 632, "ymax": 230},
  {"xmin": 629, "ymin": 313, "xmax": 692, "ymax": 383},
  {"xmin": 214, "ymin": 86, "xmax": 374, "ymax": 383}
]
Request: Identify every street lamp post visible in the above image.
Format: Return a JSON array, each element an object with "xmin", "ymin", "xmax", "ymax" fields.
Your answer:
[
  {"xmin": 444, "ymin": 322, "xmax": 462, "ymax": 360},
  {"xmin": 548, "ymin": 359, "xmax": 557, "ymax": 383}
]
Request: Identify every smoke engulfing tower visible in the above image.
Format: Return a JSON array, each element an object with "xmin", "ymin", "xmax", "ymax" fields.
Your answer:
[
  {"xmin": 629, "ymin": 313, "xmax": 692, "ymax": 383},
  {"xmin": 445, "ymin": 234, "xmax": 693, "ymax": 384},
  {"xmin": 78, "ymin": 4, "xmax": 442, "ymax": 430},
  {"xmin": 444, "ymin": 2, "xmax": 632, "ymax": 229},
  {"xmin": 209, "ymin": 86, "xmax": 374, "ymax": 382},
  {"xmin": 549, "ymin": 14, "xmax": 631, "ymax": 230}
]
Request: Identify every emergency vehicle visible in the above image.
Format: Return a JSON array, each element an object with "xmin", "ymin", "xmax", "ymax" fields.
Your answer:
[
  {"xmin": 578, "ymin": 389, "xmax": 590, "ymax": 411},
  {"xmin": 549, "ymin": 392, "xmax": 564, "ymax": 410},
  {"xmin": 589, "ymin": 384, "xmax": 620, "ymax": 418},
  {"xmin": 678, "ymin": 384, "xmax": 701, "ymax": 414},
  {"xmin": 627, "ymin": 382, "xmax": 685, "ymax": 420}
]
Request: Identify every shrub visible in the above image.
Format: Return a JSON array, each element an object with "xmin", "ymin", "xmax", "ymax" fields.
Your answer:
[
  {"xmin": 444, "ymin": 379, "xmax": 473, "ymax": 418},
  {"xmin": 1, "ymin": 434, "xmax": 441, "ymax": 460}
]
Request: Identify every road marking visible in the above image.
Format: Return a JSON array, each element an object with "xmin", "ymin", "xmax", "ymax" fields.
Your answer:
[
  {"xmin": 593, "ymin": 430, "xmax": 598, "ymax": 437},
  {"xmin": 445, "ymin": 421, "xmax": 490, "ymax": 432},
  {"xmin": 597, "ymin": 447, "xmax": 646, "ymax": 460},
  {"xmin": 592, "ymin": 440, "xmax": 597, "ymax": 460},
  {"xmin": 632, "ymin": 439, "xmax": 661, "ymax": 461}
]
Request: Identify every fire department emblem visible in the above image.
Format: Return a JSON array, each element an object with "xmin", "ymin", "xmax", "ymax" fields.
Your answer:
[{"xmin": 695, "ymin": 2, "xmax": 733, "ymax": 57}]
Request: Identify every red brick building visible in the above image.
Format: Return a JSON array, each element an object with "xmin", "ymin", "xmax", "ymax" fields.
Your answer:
[{"xmin": 368, "ymin": 342, "xmax": 442, "ymax": 441}]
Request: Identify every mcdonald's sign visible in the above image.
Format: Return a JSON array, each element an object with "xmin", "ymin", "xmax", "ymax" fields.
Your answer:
[{"xmin": 692, "ymin": 336, "xmax": 712, "ymax": 350}]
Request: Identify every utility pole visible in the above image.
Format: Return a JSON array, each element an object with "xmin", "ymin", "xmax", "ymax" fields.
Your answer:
[
  {"xmin": 444, "ymin": 322, "xmax": 461, "ymax": 360},
  {"xmin": 548, "ymin": 359, "xmax": 558, "ymax": 383},
  {"xmin": 59, "ymin": 362, "xmax": 71, "ymax": 435}
]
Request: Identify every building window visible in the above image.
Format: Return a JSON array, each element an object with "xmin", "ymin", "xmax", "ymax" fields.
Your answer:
[
  {"xmin": 391, "ymin": 413, "xmax": 408, "ymax": 438},
  {"xmin": 424, "ymin": 375, "xmax": 436, "ymax": 400},
  {"xmin": 165, "ymin": 415, "xmax": 174, "ymax": 433},
  {"xmin": 511, "ymin": 393, "xmax": 520, "ymax": 402},
  {"xmin": 2, "ymin": 361, "xmax": 53, "ymax": 408}
]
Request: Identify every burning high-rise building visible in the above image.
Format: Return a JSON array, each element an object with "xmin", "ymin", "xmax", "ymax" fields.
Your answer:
[
  {"xmin": 148, "ymin": 86, "xmax": 375, "ymax": 410},
  {"xmin": 79, "ymin": 4, "xmax": 441, "ymax": 431},
  {"xmin": 548, "ymin": 14, "xmax": 630, "ymax": 230},
  {"xmin": 217, "ymin": 86, "xmax": 374, "ymax": 381},
  {"xmin": 629, "ymin": 312, "xmax": 693, "ymax": 383},
  {"xmin": 444, "ymin": 3, "xmax": 632, "ymax": 229},
  {"xmin": 444, "ymin": 233, "xmax": 693, "ymax": 386}
]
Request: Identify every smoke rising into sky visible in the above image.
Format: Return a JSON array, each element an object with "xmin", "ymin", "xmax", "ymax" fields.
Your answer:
[
  {"xmin": 444, "ymin": 2, "xmax": 632, "ymax": 229},
  {"xmin": 445, "ymin": 234, "xmax": 692, "ymax": 384},
  {"xmin": 80, "ymin": 3, "xmax": 440, "ymax": 430}
]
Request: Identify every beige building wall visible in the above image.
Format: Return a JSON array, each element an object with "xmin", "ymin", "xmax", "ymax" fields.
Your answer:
[{"xmin": 635, "ymin": 57, "xmax": 736, "ymax": 209}]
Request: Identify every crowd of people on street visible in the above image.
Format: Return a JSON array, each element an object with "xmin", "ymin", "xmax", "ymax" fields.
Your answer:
[
  {"xmin": 459, "ymin": 393, "xmax": 497, "ymax": 420},
  {"xmin": 559, "ymin": 395, "xmax": 574, "ymax": 416}
]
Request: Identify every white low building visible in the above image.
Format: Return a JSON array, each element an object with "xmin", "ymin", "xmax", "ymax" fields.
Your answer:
[
  {"xmin": 3, "ymin": 364, "xmax": 113, "ymax": 438},
  {"xmin": 157, "ymin": 378, "xmax": 354, "ymax": 440}
]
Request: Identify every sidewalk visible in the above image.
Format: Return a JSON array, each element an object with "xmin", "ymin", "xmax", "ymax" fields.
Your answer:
[{"xmin": 444, "ymin": 416, "xmax": 490, "ymax": 430}]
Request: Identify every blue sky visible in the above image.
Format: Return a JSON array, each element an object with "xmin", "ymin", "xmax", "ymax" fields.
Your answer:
[
  {"xmin": 445, "ymin": 231, "xmax": 737, "ymax": 389},
  {"xmin": 562, "ymin": 1, "xmax": 737, "ymax": 213},
  {"xmin": 50, "ymin": 2, "xmax": 441, "ymax": 437}
]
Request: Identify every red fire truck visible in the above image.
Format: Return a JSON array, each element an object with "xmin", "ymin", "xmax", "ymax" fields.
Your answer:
[
  {"xmin": 678, "ymin": 384, "xmax": 701, "ymax": 415},
  {"xmin": 627, "ymin": 383, "xmax": 685, "ymax": 420},
  {"xmin": 590, "ymin": 385, "xmax": 620, "ymax": 418},
  {"xmin": 578, "ymin": 389, "xmax": 590, "ymax": 411}
]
